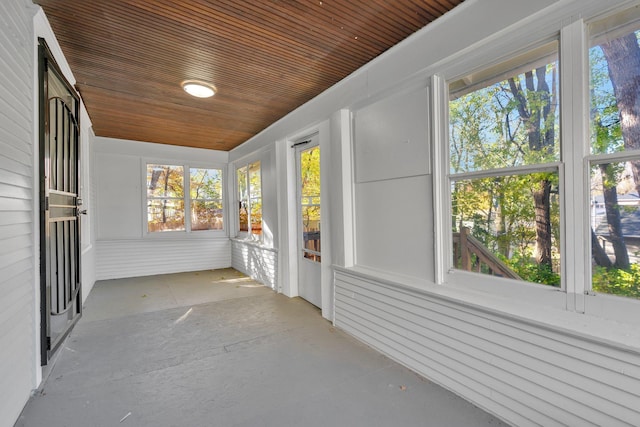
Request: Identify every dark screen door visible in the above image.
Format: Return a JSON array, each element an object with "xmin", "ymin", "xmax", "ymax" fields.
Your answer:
[{"xmin": 39, "ymin": 39, "xmax": 82, "ymax": 363}]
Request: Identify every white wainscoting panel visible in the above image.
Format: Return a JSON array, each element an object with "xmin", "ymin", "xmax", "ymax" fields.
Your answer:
[
  {"xmin": 334, "ymin": 268, "xmax": 640, "ymax": 427},
  {"xmin": 231, "ymin": 240, "xmax": 278, "ymax": 290},
  {"xmin": 0, "ymin": 1, "xmax": 36, "ymax": 426},
  {"xmin": 96, "ymin": 239, "xmax": 231, "ymax": 280}
]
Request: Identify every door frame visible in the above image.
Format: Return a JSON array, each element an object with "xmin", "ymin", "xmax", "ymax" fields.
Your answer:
[
  {"xmin": 279, "ymin": 121, "xmax": 333, "ymax": 320},
  {"xmin": 38, "ymin": 38, "xmax": 83, "ymax": 364},
  {"xmin": 294, "ymin": 134, "xmax": 322, "ymax": 307}
]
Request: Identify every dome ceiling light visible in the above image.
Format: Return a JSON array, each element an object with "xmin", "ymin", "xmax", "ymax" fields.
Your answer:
[{"xmin": 181, "ymin": 80, "xmax": 216, "ymax": 98}]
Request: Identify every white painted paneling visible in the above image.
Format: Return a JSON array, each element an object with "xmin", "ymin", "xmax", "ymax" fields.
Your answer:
[
  {"xmin": 95, "ymin": 152, "xmax": 142, "ymax": 239},
  {"xmin": 353, "ymin": 88, "xmax": 429, "ymax": 183},
  {"xmin": 260, "ymin": 149, "xmax": 278, "ymax": 248},
  {"xmin": 80, "ymin": 130, "xmax": 97, "ymax": 300},
  {"xmin": 354, "ymin": 175, "xmax": 433, "ymax": 280},
  {"xmin": 0, "ymin": 1, "xmax": 35, "ymax": 426},
  {"xmin": 96, "ymin": 239, "xmax": 231, "ymax": 280},
  {"xmin": 334, "ymin": 269, "xmax": 640, "ymax": 426},
  {"xmin": 231, "ymin": 240, "xmax": 277, "ymax": 290},
  {"xmin": 94, "ymin": 136, "xmax": 229, "ymax": 164}
]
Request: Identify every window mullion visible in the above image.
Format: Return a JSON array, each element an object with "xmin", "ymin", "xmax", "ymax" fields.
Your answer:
[
  {"xmin": 431, "ymin": 74, "xmax": 450, "ymax": 285},
  {"xmin": 246, "ymin": 168, "xmax": 252, "ymax": 234},
  {"xmin": 184, "ymin": 165, "xmax": 191, "ymax": 232},
  {"xmin": 560, "ymin": 19, "xmax": 589, "ymax": 312}
]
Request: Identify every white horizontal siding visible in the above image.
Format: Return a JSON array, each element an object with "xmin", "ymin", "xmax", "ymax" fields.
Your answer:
[
  {"xmin": 96, "ymin": 238, "xmax": 232, "ymax": 280},
  {"xmin": 334, "ymin": 269, "xmax": 640, "ymax": 427},
  {"xmin": 0, "ymin": 1, "xmax": 35, "ymax": 427},
  {"xmin": 231, "ymin": 240, "xmax": 277, "ymax": 290}
]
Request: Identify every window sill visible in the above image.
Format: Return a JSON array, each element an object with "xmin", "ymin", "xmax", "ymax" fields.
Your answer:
[
  {"xmin": 142, "ymin": 229, "xmax": 227, "ymax": 239},
  {"xmin": 231, "ymin": 237, "xmax": 277, "ymax": 252},
  {"xmin": 334, "ymin": 265, "xmax": 640, "ymax": 355}
]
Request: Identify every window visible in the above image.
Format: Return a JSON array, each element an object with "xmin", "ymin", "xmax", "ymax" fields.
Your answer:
[
  {"xmin": 448, "ymin": 43, "xmax": 561, "ymax": 287},
  {"xmin": 589, "ymin": 17, "xmax": 640, "ymax": 300},
  {"xmin": 147, "ymin": 164, "xmax": 185, "ymax": 232},
  {"xmin": 237, "ymin": 161, "xmax": 262, "ymax": 236},
  {"xmin": 190, "ymin": 168, "xmax": 223, "ymax": 231},
  {"xmin": 146, "ymin": 164, "xmax": 223, "ymax": 233}
]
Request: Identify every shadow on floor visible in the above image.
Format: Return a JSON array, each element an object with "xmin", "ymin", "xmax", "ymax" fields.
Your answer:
[{"xmin": 16, "ymin": 269, "xmax": 509, "ymax": 427}]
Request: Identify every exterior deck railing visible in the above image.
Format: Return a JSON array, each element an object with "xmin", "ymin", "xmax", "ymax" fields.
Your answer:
[{"xmin": 452, "ymin": 227, "xmax": 521, "ymax": 280}]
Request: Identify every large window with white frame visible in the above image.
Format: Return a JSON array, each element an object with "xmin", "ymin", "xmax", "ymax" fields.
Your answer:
[
  {"xmin": 448, "ymin": 42, "xmax": 562, "ymax": 288},
  {"xmin": 236, "ymin": 160, "xmax": 262, "ymax": 237},
  {"xmin": 588, "ymin": 12, "xmax": 640, "ymax": 300},
  {"xmin": 442, "ymin": 7, "xmax": 640, "ymax": 307},
  {"xmin": 146, "ymin": 163, "xmax": 223, "ymax": 233}
]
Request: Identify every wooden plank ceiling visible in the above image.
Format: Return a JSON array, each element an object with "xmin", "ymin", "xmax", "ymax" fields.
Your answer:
[{"xmin": 35, "ymin": 0, "xmax": 464, "ymax": 151}]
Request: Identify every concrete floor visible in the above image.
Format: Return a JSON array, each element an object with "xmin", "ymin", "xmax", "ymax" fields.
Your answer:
[{"xmin": 16, "ymin": 269, "xmax": 508, "ymax": 427}]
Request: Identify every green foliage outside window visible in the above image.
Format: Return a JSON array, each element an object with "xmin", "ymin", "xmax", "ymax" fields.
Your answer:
[
  {"xmin": 449, "ymin": 48, "xmax": 561, "ymax": 287},
  {"xmin": 588, "ymin": 28, "xmax": 640, "ymax": 300}
]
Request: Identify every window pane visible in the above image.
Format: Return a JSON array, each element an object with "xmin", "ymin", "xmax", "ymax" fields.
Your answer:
[
  {"xmin": 147, "ymin": 199, "xmax": 185, "ymax": 232},
  {"xmin": 591, "ymin": 161, "xmax": 640, "ymax": 299},
  {"xmin": 250, "ymin": 197, "xmax": 262, "ymax": 235},
  {"xmin": 191, "ymin": 200, "xmax": 223, "ymax": 231},
  {"xmin": 302, "ymin": 205, "xmax": 321, "ymax": 262},
  {"xmin": 300, "ymin": 147, "xmax": 321, "ymax": 198},
  {"xmin": 451, "ymin": 172, "xmax": 560, "ymax": 287},
  {"xmin": 237, "ymin": 166, "xmax": 248, "ymax": 232},
  {"xmin": 248, "ymin": 161, "xmax": 261, "ymax": 198},
  {"xmin": 147, "ymin": 164, "xmax": 184, "ymax": 198},
  {"xmin": 590, "ymin": 27, "xmax": 640, "ymax": 155},
  {"xmin": 190, "ymin": 168, "xmax": 222, "ymax": 200},
  {"xmin": 300, "ymin": 146, "xmax": 321, "ymax": 261},
  {"xmin": 450, "ymin": 50, "xmax": 560, "ymax": 174}
]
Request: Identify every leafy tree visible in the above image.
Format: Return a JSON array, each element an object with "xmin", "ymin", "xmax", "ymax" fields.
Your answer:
[
  {"xmin": 450, "ymin": 60, "xmax": 560, "ymax": 286},
  {"xmin": 601, "ymin": 33, "xmax": 640, "ymax": 189},
  {"xmin": 507, "ymin": 65, "xmax": 557, "ymax": 267},
  {"xmin": 300, "ymin": 147, "xmax": 320, "ymax": 231},
  {"xmin": 589, "ymin": 33, "xmax": 640, "ymax": 270},
  {"xmin": 147, "ymin": 165, "xmax": 184, "ymax": 231}
]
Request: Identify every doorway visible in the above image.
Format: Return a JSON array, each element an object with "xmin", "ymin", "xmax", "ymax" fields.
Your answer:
[
  {"xmin": 295, "ymin": 135, "xmax": 322, "ymax": 307},
  {"xmin": 38, "ymin": 39, "xmax": 82, "ymax": 363}
]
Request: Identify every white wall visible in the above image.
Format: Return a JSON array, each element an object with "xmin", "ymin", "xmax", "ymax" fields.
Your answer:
[
  {"xmin": 94, "ymin": 137, "xmax": 231, "ymax": 279},
  {"xmin": 0, "ymin": 2, "xmax": 38, "ymax": 426},
  {"xmin": 352, "ymin": 87, "xmax": 432, "ymax": 280},
  {"xmin": 231, "ymin": 240, "xmax": 278, "ymax": 289},
  {"xmin": 229, "ymin": 0, "xmax": 640, "ymax": 425},
  {"xmin": 0, "ymin": 3, "xmax": 96, "ymax": 426}
]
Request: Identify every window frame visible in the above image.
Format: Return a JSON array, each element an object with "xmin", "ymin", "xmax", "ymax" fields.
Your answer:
[
  {"xmin": 143, "ymin": 159, "xmax": 226, "ymax": 237},
  {"xmin": 438, "ymin": 39, "xmax": 567, "ymax": 306},
  {"xmin": 235, "ymin": 160, "xmax": 263, "ymax": 239}
]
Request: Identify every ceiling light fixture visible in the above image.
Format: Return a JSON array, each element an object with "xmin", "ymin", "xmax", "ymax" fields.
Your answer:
[{"xmin": 181, "ymin": 80, "xmax": 216, "ymax": 98}]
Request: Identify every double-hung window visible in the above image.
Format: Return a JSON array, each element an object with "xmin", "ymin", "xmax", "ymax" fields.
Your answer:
[
  {"xmin": 237, "ymin": 161, "xmax": 262, "ymax": 236},
  {"xmin": 448, "ymin": 42, "xmax": 562, "ymax": 288},
  {"xmin": 146, "ymin": 163, "xmax": 223, "ymax": 233}
]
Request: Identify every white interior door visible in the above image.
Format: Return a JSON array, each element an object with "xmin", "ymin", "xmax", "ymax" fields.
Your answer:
[{"xmin": 296, "ymin": 136, "xmax": 322, "ymax": 307}]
